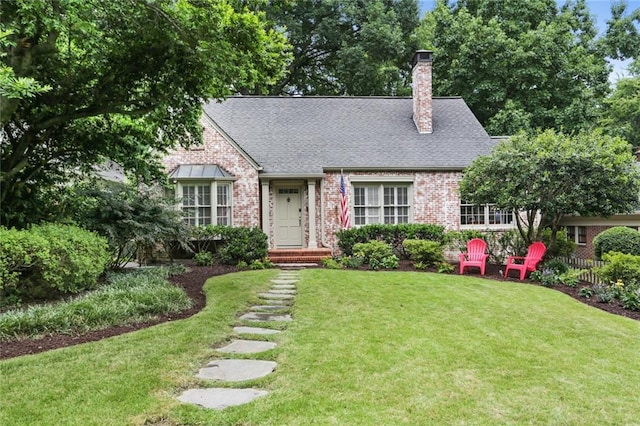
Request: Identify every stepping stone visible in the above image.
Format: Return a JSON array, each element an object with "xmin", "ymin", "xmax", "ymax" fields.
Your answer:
[
  {"xmin": 271, "ymin": 284, "xmax": 296, "ymax": 290},
  {"xmin": 258, "ymin": 292, "xmax": 294, "ymax": 300},
  {"xmin": 240, "ymin": 312, "xmax": 293, "ymax": 322},
  {"xmin": 251, "ymin": 305, "xmax": 288, "ymax": 311},
  {"xmin": 177, "ymin": 388, "xmax": 268, "ymax": 410},
  {"xmin": 260, "ymin": 298, "xmax": 291, "ymax": 306},
  {"xmin": 198, "ymin": 359, "xmax": 277, "ymax": 382},
  {"xmin": 267, "ymin": 289, "xmax": 296, "ymax": 294},
  {"xmin": 234, "ymin": 326, "xmax": 281, "ymax": 335},
  {"xmin": 217, "ymin": 339, "xmax": 277, "ymax": 354},
  {"xmin": 271, "ymin": 279, "xmax": 298, "ymax": 285}
]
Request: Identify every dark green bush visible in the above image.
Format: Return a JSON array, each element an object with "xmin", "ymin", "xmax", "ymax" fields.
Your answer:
[
  {"xmin": 593, "ymin": 227, "xmax": 640, "ymax": 259},
  {"xmin": 402, "ymin": 239, "xmax": 445, "ymax": 267},
  {"xmin": 75, "ymin": 182, "xmax": 188, "ymax": 269},
  {"xmin": 216, "ymin": 226, "xmax": 269, "ymax": 265},
  {"xmin": 0, "ymin": 224, "xmax": 108, "ymax": 301},
  {"xmin": 336, "ymin": 224, "xmax": 446, "ymax": 257}
]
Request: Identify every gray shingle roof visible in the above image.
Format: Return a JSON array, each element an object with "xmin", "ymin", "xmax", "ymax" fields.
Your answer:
[{"xmin": 203, "ymin": 96, "xmax": 496, "ymax": 175}]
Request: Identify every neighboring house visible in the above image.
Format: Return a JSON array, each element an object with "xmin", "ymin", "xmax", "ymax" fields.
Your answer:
[
  {"xmin": 560, "ymin": 150, "xmax": 640, "ymax": 259},
  {"xmin": 162, "ymin": 51, "xmax": 508, "ymax": 258}
]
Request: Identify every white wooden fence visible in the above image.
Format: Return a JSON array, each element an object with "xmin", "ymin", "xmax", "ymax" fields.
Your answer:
[{"xmin": 558, "ymin": 257, "xmax": 605, "ymax": 285}]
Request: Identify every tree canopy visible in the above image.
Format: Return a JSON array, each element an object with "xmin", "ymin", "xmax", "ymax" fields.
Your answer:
[
  {"xmin": 419, "ymin": 0, "xmax": 612, "ymax": 135},
  {"xmin": 0, "ymin": 0, "xmax": 289, "ymax": 228},
  {"xmin": 264, "ymin": 0, "xmax": 420, "ymax": 95},
  {"xmin": 459, "ymin": 130, "xmax": 640, "ymax": 245}
]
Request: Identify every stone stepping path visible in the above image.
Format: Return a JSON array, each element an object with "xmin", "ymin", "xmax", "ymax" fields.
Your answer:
[
  {"xmin": 217, "ymin": 339, "xmax": 277, "ymax": 354},
  {"xmin": 258, "ymin": 292, "xmax": 294, "ymax": 300},
  {"xmin": 259, "ymin": 298, "xmax": 292, "ymax": 306},
  {"xmin": 177, "ymin": 388, "xmax": 268, "ymax": 410},
  {"xmin": 272, "ymin": 284, "xmax": 296, "ymax": 289},
  {"xmin": 233, "ymin": 326, "xmax": 281, "ymax": 335},
  {"xmin": 240, "ymin": 312, "xmax": 293, "ymax": 322},
  {"xmin": 271, "ymin": 279, "xmax": 298, "ymax": 285},
  {"xmin": 178, "ymin": 269, "xmax": 300, "ymax": 410},
  {"xmin": 197, "ymin": 359, "xmax": 277, "ymax": 382},
  {"xmin": 251, "ymin": 305, "xmax": 289, "ymax": 311}
]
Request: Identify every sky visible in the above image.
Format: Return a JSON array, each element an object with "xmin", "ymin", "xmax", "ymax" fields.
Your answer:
[{"xmin": 418, "ymin": 0, "xmax": 640, "ymax": 81}]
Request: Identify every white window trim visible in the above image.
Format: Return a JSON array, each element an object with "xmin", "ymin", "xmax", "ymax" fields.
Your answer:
[
  {"xmin": 565, "ymin": 225, "xmax": 587, "ymax": 246},
  {"xmin": 352, "ymin": 181, "xmax": 413, "ymax": 225},
  {"xmin": 176, "ymin": 180, "xmax": 233, "ymax": 226},
  {"xmin": 460, "ymin": 202, "xmax": 515, "ymax": 229}
]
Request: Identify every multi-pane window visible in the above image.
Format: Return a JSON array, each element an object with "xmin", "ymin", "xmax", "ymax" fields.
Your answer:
[
  {"xmin": 180, "ymin": 182, "xmax": 231, "ymax": 226},
  {"xmin": 460, "ymin": 201, "xmax": 513, "ymax": 226},
  {"xmin": 353, "ymin": 184, "xmax": 411, "ymax": 225},
  {"xmin": 566, "ymin": 225, "xmax": 587, "ymax": 245},
  {"xmin": 182, "ymin": 185, "xmax": 211, "ymax": 226},
  {"xmin": 216, "ymin": 184, "xmax": 231, "ymax": 225}
]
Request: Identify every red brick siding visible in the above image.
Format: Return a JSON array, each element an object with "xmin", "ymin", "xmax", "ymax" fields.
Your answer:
[
  {"xmin": 162, "ymin": 121, "xmax": 260, "ymax": 228},
  {"xmin": 322, "ymin": 171, "xmax": 463, "ymax": 249}
]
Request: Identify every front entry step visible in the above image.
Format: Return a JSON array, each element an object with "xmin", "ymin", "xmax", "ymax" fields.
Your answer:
[{"xmin": 268, "ymin": 248, "xmax": 332, "ymax": 264}]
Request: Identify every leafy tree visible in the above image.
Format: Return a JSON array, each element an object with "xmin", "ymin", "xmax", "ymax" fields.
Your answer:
[
  {"xmin": 600, "ymin": 74, "xmax": 640, "ymax": 147},
  {"xmin": 418, "ymin": 0, "xmax": 610, "ymax": 135},
  {"xmin": 1, "ymin": 0, "xmax": 289, "ymax": 228},
  {"xmin": 600, "ymin": 1, "xmax": 639, "ymax": 147},
  {"xmin": 265, "ymin": 0, "xmax": 420, "ymax": 95},
  {"xmin": 459, "ymin": 129, "xmax": 640, "ymax": 246}
]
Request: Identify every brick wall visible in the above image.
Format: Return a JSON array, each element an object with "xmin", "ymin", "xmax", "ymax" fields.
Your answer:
[
  {"xmin": 162, "ymin": 120, "xmax": 260, "ymax": 228},
  {"xmin": 322, "ymin": 171, "xmax": 463, "ymax": 249}
]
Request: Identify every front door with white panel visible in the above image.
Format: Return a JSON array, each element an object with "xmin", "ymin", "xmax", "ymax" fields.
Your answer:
[{"xmin": 275, "ymin": 187, "xmax": 303, "ymax": 247}]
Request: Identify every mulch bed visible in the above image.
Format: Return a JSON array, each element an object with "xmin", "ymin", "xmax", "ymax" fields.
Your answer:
[{"xmin": 1, "ymin": 262, "xmax": 638, "ymax": 361}]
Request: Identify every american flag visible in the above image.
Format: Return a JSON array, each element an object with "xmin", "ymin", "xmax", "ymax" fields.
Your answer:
[{"xmin": 339, "ymin": 173, "xmax": 351, "ymax": 229}]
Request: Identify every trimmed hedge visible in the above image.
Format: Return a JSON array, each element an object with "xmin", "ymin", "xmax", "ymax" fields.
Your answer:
[
  {"xmin": 593, "ymin": 227, "xmax": 640, "ymax": 259},
  {"xmin": 336, "ymin": 224, "xmax": 446, "ymax": 257},
  {"xmin": 0, "ymin": 224, "xmax": 109, "ymax": 302}
]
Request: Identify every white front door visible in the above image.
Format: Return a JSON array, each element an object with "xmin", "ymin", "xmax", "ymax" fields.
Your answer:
[{"xmin": 275, "ymin": 187, "xmax": 303, "ymax": 247}]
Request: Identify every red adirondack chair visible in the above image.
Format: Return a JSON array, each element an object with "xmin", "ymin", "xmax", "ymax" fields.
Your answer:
[
  {"xmin": 504, "ymin": 242, "xmax": 547, "ymax": 281},
  {"xmin": 459, "ymin": 238, "xmax": 489, "ymax": 275}
]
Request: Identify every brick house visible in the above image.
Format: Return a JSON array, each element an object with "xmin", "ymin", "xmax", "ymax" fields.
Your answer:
[
  {"xmin": 163, "ymin": 51, "xmax": 509, "ymax": 260},
  {"xmin": 559, "ymin": 149, "xmax": 640, "ymax": 259}
]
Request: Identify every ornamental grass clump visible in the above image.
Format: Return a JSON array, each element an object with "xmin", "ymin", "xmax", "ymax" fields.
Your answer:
[{"xmin": 0, "ymin": 267, "xmax": 191, "ymax": 340}]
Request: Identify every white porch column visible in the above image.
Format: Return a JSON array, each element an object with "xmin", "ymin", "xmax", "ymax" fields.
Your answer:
[
  {"xmin": 261, "ymin": 181, "xmax": 270, "ymax": 246},
  {"xmin": 307, "ymin": 180, "xmax": 318, "ymax": 248}
]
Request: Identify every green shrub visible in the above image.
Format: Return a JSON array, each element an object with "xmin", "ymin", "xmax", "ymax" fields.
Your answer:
[
  {"xmin": 194, "ymin": 251, "xmax": 214, "ymax": 266},
  {"xmin": 353, "ymin": 241, "xmax": 398, "ymax": 270},
  {"xmin": 0, "ymin": 227, "xmax": 50, "ymax": 299},
  {"xmin": 249, "ymin": 258, "xmax": 274, "ymax": 270},
  {"xmin": 595, "ymin": 252, "xmax": 640, "ymax": 286},
  {"xmin": 559, "ymin": 268, "xmax": 587, "ymax": 288},
  {"xmin": 593, "ymin": 227, "xmax": 640, "ymax": 259},
  {"xmin": 336, "ymin": 224, "xmax": 446, "ymax": 257},
  {"xmin": 540, "ymin": 229, "xmax": 576, "ymax": 258},
  {"xmin": 437, "ymin": 262, "xmax": 455, "ymax": 274},
  {"xmin": 0, "ymin": 224, "xmax": 108, "ymax": 301},
  {"xmin": 402, "ymin": 239, "xmax": 445, "ymax": 267},
  {"xmin": 322, "ymin": 257, "xmax": 343, "ymax": 269},
  {"xmin": 215, "ymin": 226, "xmax": 269, "ymax": 265},
  {"xmin": 340, "ymin": 256, "xmax": 364, "ymax": 269},
  {"xmin": 75, "ymin": 182, "xmax": 188, "ymax": 269}
]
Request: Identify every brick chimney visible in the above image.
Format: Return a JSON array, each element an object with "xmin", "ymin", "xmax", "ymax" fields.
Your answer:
[{"xmin": 412, "ymin": 50, "xmax": 433, "ymax": 134}]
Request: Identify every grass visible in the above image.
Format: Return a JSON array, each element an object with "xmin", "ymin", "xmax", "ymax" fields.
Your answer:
[
  {"xmin": 0, "ymin": 267, "xmax": 191, "ymax": 340},
  {"xmin": 2, "ymin": 269, "xmax": 640, "ymax": 425}
]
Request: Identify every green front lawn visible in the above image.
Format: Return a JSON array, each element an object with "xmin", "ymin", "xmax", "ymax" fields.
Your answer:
[{"xmin": 1, "ymin": 269, "xmax": 639, "ymax": 425}]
